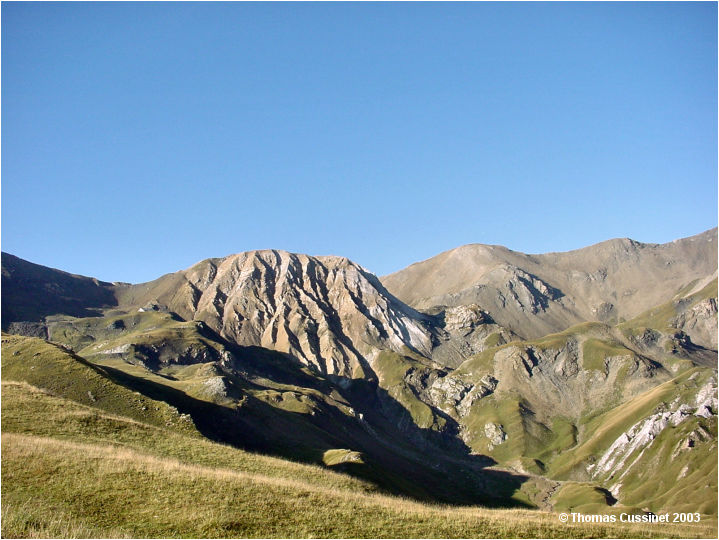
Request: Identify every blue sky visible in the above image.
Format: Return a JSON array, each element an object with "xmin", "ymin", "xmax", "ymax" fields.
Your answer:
[{"xmin": 2, "ymin": 1, "xmax": 717, "ymax": 283}]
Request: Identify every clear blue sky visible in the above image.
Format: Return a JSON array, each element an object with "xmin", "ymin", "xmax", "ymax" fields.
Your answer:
[{"xmin": 2, "ymin": 1, "xmax": 717, "ymax": 284}]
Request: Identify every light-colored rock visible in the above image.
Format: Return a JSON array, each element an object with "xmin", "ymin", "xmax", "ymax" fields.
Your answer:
[
  {"xmin": 120, "ymin": 251, "xmax": 435, "ymax": 377},
  {"xmin": 382, "ymin": 229, "xmax": 717, "ymax": 340},
  {"xmin": 484, "ymin": 422, "xmax": 507, "ymax": 449},
  {"xmin": 672, "ymin": 297, "xmax": 718, "ymax": 350},
  {"xmin": 103, "ymin": 343, "xmax": 131, "ymax": 354},
  {"xmin": 694, "ymin": 377, "xmax": 718, "ymax": 416},
  {"xmin": 201, "ymin": 376, "xmax": 228, "ymax": 401},
  {"xmin": 443, "ymin": 304, "xmax": 489, "ymax": 334}
]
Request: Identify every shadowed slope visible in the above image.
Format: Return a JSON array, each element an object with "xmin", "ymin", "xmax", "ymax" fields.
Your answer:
[{"xmin": 1, "ymin": 252, "xmax": 118, "ymax": 330}]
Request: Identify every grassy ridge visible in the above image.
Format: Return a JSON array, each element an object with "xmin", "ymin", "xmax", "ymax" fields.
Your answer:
[{"xmin": 1, "ymin": 334, "xmax": 198, "ymax": 433}]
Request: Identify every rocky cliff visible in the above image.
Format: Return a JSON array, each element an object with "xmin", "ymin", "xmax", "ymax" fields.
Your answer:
[{"xmin": 114, "ymin": 251, "xmax": 434, "ymax": 377}]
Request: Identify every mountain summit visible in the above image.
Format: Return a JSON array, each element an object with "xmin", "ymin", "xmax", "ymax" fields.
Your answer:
[
  {"xmin": 113, "ymin": 250, "xmax": 434, "ymax": 377},
  {"xmin": 382, "ymin": 228, "xmax": 717, "ymax": 342}
]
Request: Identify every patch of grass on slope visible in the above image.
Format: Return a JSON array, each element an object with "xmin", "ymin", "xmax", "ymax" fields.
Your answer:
[
  {"xmin": 549, "ymin": 367, "xmax": 715, "ymax": 480},
  {"xmin": 1, "ymin": 498, "xmax": 130, "ymax": 539},
  {"xmin": 1, "ymin": 334, "xmax": 197, "ymax": 433},
  {"xmin": 551, "ymin": 482, "xmax": 620, "ymax": 514},
  {"xmin": 582, "ymin": 338, "xmax": 635, "ymax": 371}
]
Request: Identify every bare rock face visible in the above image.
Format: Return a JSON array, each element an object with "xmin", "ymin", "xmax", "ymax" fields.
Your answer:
[
  {"xmin": 443, "ymin": 304, "xmax": 489, "ymax": 334},
  {"xmin": 120, "ymin": 251, "xmax": 434, "ymax": 378},
  {"xmin": 484, "ymin": 422, "xmax": 507, "ymax": 450},
  {"xmin": 672, "ymin": 297, "xmax": 718, "ymax": 350},
  {"xmin": 429, "ymin": 374, "xmax": 498, "ymax": 417}
]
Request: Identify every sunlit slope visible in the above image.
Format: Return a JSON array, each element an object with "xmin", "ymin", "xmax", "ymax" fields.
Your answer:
[
  {"xmin": 382, "ymin": 228, "xmax": 717, "ymax": 340},
  {"xmin": 2, "ymin": 382, "xmax": 715, "ymax": 538},
  {"xmin": 1, "ymin": 334, "xmax": 198, "ymax": 434}
]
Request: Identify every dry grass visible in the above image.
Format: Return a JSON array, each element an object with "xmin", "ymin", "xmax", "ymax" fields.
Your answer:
[
  {"xmin": 2, "ymin": 334, "xmax": 717, "ymax": 538},
  {"xmin": 3, "ymin": 431, "xmax": 715, "ymax": 539},
  {"xmin": 1, "ymin": 499, "xmax": 130, "ymax": 539}
]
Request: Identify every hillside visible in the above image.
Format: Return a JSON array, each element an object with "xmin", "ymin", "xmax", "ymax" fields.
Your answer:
[
  {"xmin": 1, "ymin": 252, "xmax": 117, "ymax": 331},
  {"xmin": 112, "ymin": 250, "xmax": 435, "ymax": 378},
  {"xmin": 3, "ymin": 335, "xmax": 715, "ymax": 539},
  {"xmin": 1, "ymin": 229, "xmax": 717, "ymax": 538}
]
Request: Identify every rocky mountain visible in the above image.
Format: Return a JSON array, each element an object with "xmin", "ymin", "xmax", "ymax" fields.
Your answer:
[
  {"xmin": 381, "ymin": 228, "xmax": 718, "ymax": 341},
  {"xmin": 1, "ymin": 228, "xmax": 716, "ymax": 518},
  {"xmin": 112, "ymin": 250, "xmax": 435, "ymax": 378}
]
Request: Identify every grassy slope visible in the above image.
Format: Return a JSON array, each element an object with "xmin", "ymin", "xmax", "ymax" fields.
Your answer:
[
  {"xmin": 434, "ymin": 315, "xmax": 717, "ymax": 518},
  {"xmin": 3, "ymin": 307, "xmax": 717, "ymax": 537},
  {"xmin": 618, "ymin": 280, "xmax": 718, "ymax": 337},
  {"xmin": 2, "ymin": 333, "xmax": 457, "ymax": 503},
  {"xmin": 549, "ymin": 368, "xmax": 712, "ymax": 478},
  {"xmin": 547, "ymin": 367, "xmax": 717, "ymax": 516},
  {"xmin": 450, "ymin": 323, "xmax": 637, "ymax": 464},
  {"xmin": 3, "ymin": 382, "xmax": 714, "ymax": 539},
  {"xmin": 1, "ymin": 334, "xmax": 197, "ymax": 433},
  {"xmin": 4, "ymin": 334, "xmax": 717, "ymax": 537}
]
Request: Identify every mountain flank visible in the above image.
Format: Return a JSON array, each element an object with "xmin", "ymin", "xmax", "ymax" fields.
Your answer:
[
  {"xmin": 1, "ymin": 228, "xmax": 717, "ymax": 536},
  {"xmin": 113, "ymin": 250, "xmax": 435, "ymax": 378},
  {"xmin": 382, "ymin": 228, "xmax": 717, "ymax": 342}
]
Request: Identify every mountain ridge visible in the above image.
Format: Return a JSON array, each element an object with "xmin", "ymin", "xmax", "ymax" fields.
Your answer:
[{"xmin": 381, "ymin": 227, "xmax": 717, "ymax": 341}]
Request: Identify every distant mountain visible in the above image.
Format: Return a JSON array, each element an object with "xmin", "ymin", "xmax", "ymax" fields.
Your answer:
[{"xmin": 381, "ymin": 228, "xmax": 718, "ymax": 343}]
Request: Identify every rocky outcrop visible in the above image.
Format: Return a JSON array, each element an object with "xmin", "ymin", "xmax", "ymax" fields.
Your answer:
[
  {"xmin": 442, "ymin": 304, "xmax": 490, "ymax": 334},
  {"xmin": 484, "ymin": 422, "xmax": 507, "ymax": 450},
  {"xmin": 429, "ymin": 374, "xmax": 498, "ymax": 417},
  {"xmin": 672, "ymin": 297, "xmax": 718, "ymax": 350},
  {"xmin": 118, "ymin": 251, "xmax": 434, "ymax": 378},
  {"xmin": 429, "ymin": 304, "xmax": 518, "ymax": 368},
  {"xmin": 5, "ymin": 321, "xmax": 48, "ymax": 339}
]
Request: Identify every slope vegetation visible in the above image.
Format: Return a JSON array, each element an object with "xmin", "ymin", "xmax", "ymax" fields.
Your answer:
[
  {"xmin": 1, "ymin": 229, "xmax": 716, "ymax": 537},
  {"xmin": 3, "ymin": 338, "xmax": 715, "ymax": 538}
]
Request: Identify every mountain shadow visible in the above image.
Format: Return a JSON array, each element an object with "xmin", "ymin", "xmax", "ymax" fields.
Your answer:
[{"xmin": 1, "ymin": 252, "xmax": 118, "ymax": 328}]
